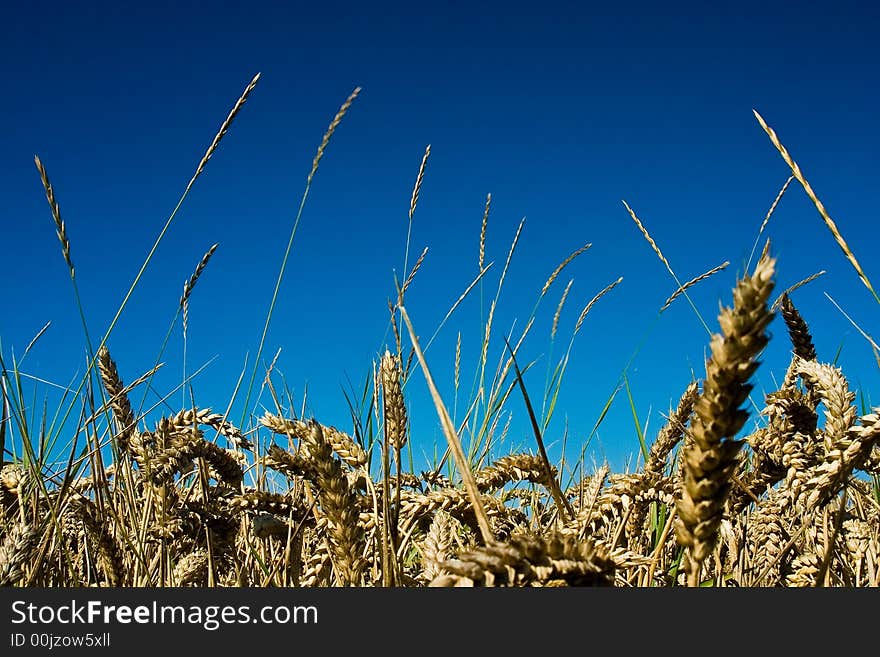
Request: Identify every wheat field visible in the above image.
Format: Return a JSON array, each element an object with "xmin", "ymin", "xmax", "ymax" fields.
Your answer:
[{"xmin": 1, "ymin": 77, "xmax": 878, "ymax": 589}]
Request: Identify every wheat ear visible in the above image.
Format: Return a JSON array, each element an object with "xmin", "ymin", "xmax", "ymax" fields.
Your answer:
[
  {"xmin": 97, "ymin": 346, "xmax": 136, "ymax": 453},
  {"xmin": 676, "ymin": 247, "xmax": 776, "ymax": 584},
  {"xmin": 300, "ymin": 420, "xmax": 365, "ymax": 586},
  {"xmin": 0, "ymin": 523, "xmax": 39, "ymax": 587}
]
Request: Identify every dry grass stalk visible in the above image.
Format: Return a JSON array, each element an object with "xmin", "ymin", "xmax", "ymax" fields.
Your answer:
[
  {"xmin": 454, "ymin": 331, "xmax": 461, "ymax": 392},
  {"xmin": 749, "ymin": 175, "xmax": 795, "ymax": 267},
  {"xmin": 409, "ymin": 145, "xmax": 431, "ymax": 220},
  {"xmin": 824, "ymin": 293, "xmax": 880, "ymax": 355},
  {"xmin": 551, "ymin": 279, "xmax": 574, "ymax": 340},
  {"xmin": 426, "ymin": 263, "xmax": 495, "ymax": 353},
  {"xmin": 623, "ymin": 200, "xmax": 711, "ymax": 334},
  {"xmin": 541, "ymin": 243, "xmax": 591, "ymax": 297},
  {"xmin": 622, "ymin": 200, "xmax": 671, "ymax": 271},
  {"xmin": 180, "ymin": 243, "xmax": 218, "ymax": 337},
  {"xmin": 400, "ymin": 246, "xmax": 428, "ymax": 300},
  {"xmin": 753, "ymin": 110, "xmax": 879, "ymax": 304},
  {"xmin": 771, "ymin": 271, "xmax": 826, "ymax": 311},
  {"xmin": 676, "ymin": 247, "xmax": 776, "ymax": 584},
  {"xmin": 23, "ymin": 321, "xmax": 51, "ymax": 357},
  {"xmin": 478, "ymin": 193, "xmax": 491, "ymax": 271},
  {"xmin": 34, "ymin": 156, "xmax": 74, "ymax": 275},
  {"xmin": 499, "ymin": 218, "xmax": 526, "ymax": 293},
  {"xmin": 760, "ymin": 174, "xmax": 795, "ymax": 233},
  {"xmin": 398, "ymin": 305, "xmax": 494, "ymax": 544},
  {"xmin": 188, "ymin": 73, "xmax": 261, "ymax": 196},
  {"xmin": 574, "ymin": 277, "xmax": 624, "ymax": 335},
  {"xmin": 660, "ymin": 262, "xmax": 729, "ymax": 313},
  {"xmin": 308, "ymin": 87, "xmax": 361, "ymax": 186}
]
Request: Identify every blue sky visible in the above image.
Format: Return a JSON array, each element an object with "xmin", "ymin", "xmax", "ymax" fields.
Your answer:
[{"xmin": 2, "ymin": 1, "xmax": 879, "ymax": 475}]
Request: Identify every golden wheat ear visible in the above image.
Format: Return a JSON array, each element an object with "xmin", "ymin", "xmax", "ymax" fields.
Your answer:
[
  {"xmin": 676, "ymin": 245, "xmax": 776, "ymax": 585},
  {"xmin": 300, "ymin": 420, "xmax": 365, "ymax": 586},
  {"xmin": 97, "ymin": 346, "xmax": 137, "ymax": 454}
]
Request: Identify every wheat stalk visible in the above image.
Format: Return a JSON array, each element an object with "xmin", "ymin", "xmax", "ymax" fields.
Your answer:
[{"xmin": 398, "ymin": 305, "xmax": 494, "ymax": 544}]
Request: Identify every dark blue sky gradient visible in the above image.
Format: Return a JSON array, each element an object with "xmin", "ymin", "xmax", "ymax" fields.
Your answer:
[{"xmin": 2, "ymin": 1, "xmax": 879, "ymax": 473}]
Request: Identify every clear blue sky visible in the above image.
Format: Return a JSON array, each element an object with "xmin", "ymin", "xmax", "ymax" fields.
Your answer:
[{"xmin": 2, "ymin": 0, "xmax": 879, "ymax": 475}]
